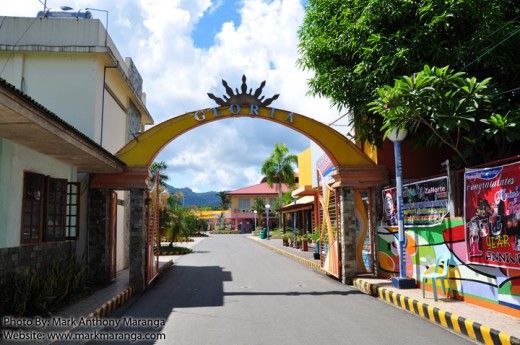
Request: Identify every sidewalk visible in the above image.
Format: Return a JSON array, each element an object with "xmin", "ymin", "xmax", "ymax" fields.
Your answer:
[
  {"xmin": 248, "ymin": 235, "xmax": 520, "ymax": 345},
  {"xmin": 54, "ymin": 237, "xmax": 207, "ymax": 320}
]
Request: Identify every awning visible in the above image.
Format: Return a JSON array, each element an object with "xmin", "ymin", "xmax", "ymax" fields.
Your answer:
[
  {"xmin": 291, "ymin": 185, "xmax": 316, "ymax": 198},
  {"xmin": 280, "ymin": 195, "xmax": 315, "ymax": 213},
  {"xmin": 0, "ymin": 79, "xmax": 124, "ymax": 173}
]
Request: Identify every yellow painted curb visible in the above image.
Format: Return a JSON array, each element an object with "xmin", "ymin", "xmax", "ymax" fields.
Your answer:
[{"xmin": 248, "ymin": 237, "xmax": 326, "ymax": 274}]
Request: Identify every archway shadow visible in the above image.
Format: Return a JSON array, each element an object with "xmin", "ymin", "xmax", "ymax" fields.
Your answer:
[{"xmin": 82, "ymin": 264, "xmax": 362, "ymax": 344}]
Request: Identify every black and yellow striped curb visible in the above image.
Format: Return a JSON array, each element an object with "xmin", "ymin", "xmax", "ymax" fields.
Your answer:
[
  {"xmin": 159, "ymin": 250, "xmax": 192, "ymax": 255},
  {"xmin": 87, "ymin": 260, "xmax": 174, "ymax": 320},
  {"xmin": 87, "ymin": 286, "xmax": 135, "ymax": 319},
  {"xmin": 248, "ymin": 237, "xmax": 326, "ymax": 273},
  {"xmin": 354, "ymin": 278, "xmax": 520, "ymax": 345}
]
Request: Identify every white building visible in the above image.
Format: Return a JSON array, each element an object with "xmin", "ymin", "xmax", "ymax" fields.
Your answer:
[{"xmin": 0, "ymin": 14, "xmax": 153, "ymax": 284}]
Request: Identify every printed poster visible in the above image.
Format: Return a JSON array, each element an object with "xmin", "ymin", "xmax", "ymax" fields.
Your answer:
[
  {"xmin": 465, "ymin": 162, "xmax": 520, "ymax": 269},
  {"xmin": 382, "ymin": 177, "xmax": 449, "ymax": 227}
]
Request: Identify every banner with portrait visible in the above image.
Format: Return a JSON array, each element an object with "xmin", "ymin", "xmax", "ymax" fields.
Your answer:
[
  {"xmin": 465, "ymin": 162, "xmax": 520, "ymax": 269},
  {"xmin": 382, "ymin": 176, "xmax": 449, "ymax": 227}
]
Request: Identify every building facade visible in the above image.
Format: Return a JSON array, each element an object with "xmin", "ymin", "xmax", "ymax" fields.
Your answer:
[
  {"xmin": 0, "ymin": 14, "xmax": 153, "ymax": 283},
  {"xmin": 226, "ymin": 176, "xmax": 298, "ymax": 233}
]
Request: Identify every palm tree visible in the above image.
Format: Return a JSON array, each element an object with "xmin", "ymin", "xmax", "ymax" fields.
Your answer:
[
  {"xmin": 149, "ymin": 161, "xmax": 169, "ymax": 188},
  {"xmin": 261, "ymin": 143, "xmax": 298, "ymax": 226},
  {"xmin": 216, "ymin": 191, "xmax": 230, "ymax": 210}
]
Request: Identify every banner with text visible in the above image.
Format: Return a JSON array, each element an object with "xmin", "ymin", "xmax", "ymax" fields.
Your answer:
[
  {"xmin": 382, "ymin": 177, "xmax": 449, "ymax": 227},
  {"xmin": 465, "ymin": 161, "xmax": 520, "ymax": 269}
]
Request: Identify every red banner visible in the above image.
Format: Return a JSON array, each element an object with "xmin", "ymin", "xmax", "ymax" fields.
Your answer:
[{"xmin": 465, "ymin": 161, "xmax": 520, "ymax": 268}]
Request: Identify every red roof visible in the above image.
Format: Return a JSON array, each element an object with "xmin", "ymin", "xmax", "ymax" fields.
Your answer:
[{"xmin": 226, "ymin": 182, "xmax": 295, "ymax": 195}]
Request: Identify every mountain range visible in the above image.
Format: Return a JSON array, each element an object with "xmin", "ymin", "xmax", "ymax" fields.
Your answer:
[{"xmin": 165, "ymin": 183, "xmax": 222, "ymax": 207}]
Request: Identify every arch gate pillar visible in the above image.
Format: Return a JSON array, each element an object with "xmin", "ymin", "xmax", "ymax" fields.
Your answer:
[
  {"xmin": 129, "ymin": 188, "xmax": 148, "ymax": 292},
  {"xmin": 87, "ymin": 188, "xmax": 112, "ymax": 284},
  {"xmin": 331, "ymin": 165, "xmax": 388, "ymax": 284}
]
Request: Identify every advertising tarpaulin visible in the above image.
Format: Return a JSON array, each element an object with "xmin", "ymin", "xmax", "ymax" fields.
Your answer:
[
  {"xmin": 465, "ymin": 161, "xmax": 520, "ymax": 269},
  {"xmin": 382, "ymin": 177, "xmax": 449, "ymax": 227}
]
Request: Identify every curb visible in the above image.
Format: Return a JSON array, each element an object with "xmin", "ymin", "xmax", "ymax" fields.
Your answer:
[
  {"xmin": 354, "ymin": 278, "xmax": 520, "ymax": 345},
  {"xmin": 248, "ymin": 237, "xmax": 325, "ymax": 273},
  {"xmin": 87, "ymin": 259, "xmax": 174, "ymax": 320},
  {"xmin": 159, "ymin": 250, "xmax": 191, "ymax": 256},
  {"xmin": 87, "ymin": 286, "xmax": 135, "ymax": 319}
]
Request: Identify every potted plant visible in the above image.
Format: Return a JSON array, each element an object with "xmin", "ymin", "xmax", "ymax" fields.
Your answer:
[
  {"xmin": 295, "ymin": 235, "xmax": 302, "ymax": 249},
  {"xmin": 301, "ymin": 232, "xmax": 308, "ymax": 251},
  {"xmin": 311, "ymin": 228, "xmax": 321, "ymax": 260},
  {"xmin": 282, "ymin": 233, "xmax": 290, "ymax": 246}
]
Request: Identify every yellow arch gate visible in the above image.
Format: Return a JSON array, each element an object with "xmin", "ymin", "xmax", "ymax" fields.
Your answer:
[{"xmin": 91, "ymin": 76, "xmax": 388, "ymax": 290}]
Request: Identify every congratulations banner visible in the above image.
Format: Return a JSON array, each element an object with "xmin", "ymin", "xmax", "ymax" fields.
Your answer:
[
  {"xmin": 465, "ymin": 161, "xmax": 520, "ymax": 269},
  {"xmin": 382, "ymin": 177, "xmax": 449, "ymax": 227}
]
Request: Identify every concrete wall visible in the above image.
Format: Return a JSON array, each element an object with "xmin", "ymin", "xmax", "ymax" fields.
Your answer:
[{"xmin": 0, "ymin": 138, "xmax": 73, "ymax": 248}]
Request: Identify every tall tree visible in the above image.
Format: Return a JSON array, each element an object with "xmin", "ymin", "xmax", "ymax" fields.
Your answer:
[
  {"xmin": 216, "ymin": 191, "xmax": 230, "ymax": 210},
  {"xmin": 253, "ymin": 198, "xmax": 266, "ymax": 230},
  {"xmin": 149, "ymin": 161, "xmax": 169, "ymax": 188},
  {"xmin": 297, "ymin": 0, "xmax": 520, "ymax": 149},
  {"xmin": 261, "ymin": 144, "xmax": 298, "ymax": 226}
]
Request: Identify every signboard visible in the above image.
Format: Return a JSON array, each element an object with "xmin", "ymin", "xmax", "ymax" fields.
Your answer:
[
  {"xmin": 382, "ymin": 177, "xmax": 449, "ymax": 227},
  {"xmin": 465, "ymin": 162, "xmax": 520, "ymax": 269}
]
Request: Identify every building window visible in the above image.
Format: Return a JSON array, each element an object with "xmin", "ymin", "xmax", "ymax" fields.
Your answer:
[
  {"xmin": 269, "ymin": 198, "xmax": 277, "ymax": 207},
  {"xmin": 238, "ymin": 198, "xmax": 251, "ymax": 210},
  {"xmin": 66, "ymin": 182, "xmax": 80, "ymax": 239},
  {"xmin": 22, "ymin": 173, "xmax": 44, "ymax": 243},
  {"xmin": 45, "ymin": 177, "xmax": 67, "ymax": 241},
  {"xmin": 21, "ymin": 172, "xmax": 78, "ymax": 244}
]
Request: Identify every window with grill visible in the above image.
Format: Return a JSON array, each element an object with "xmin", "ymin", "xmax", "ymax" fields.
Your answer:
[
  {"xmin": 22, "ymin": 172, "xmax": 44, "ymax": 243},
  {"xmin": 21, "ymin": 172, "xmax": 79, "ymax": 244}
]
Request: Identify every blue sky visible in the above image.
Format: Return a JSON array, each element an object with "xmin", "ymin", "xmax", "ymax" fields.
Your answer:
[{"xmin": 3, "ymin": 0, "xmax": 349, "ymax": 192}]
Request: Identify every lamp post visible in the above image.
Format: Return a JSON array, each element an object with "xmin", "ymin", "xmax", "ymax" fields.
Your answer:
[
  {"xmin": 387, "ymin": 127, "xmax": 416, "ymax": 289},
  {"xmin": 253, "ymin": 210, "xmax": 257, "ymax": 234},
  {"xmin": 293, "ymin": 197, "xmax": 297, "ymax": 248},
  {"xmin": 265, "ymin": 204, "xmax": 271, "ymax": 240}
]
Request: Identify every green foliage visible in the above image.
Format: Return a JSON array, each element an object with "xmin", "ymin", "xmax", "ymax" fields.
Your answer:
[
  {"xmin": 0, "ymin": 256, "xmax": 87, "ymax": 316},
  {"xmin": 216, "ymin": 191, "xmax": 230, "ymax": 210},
  {"xmin": 298, "ymin": 0, "xmax": 520, "ymax": 147},
  {"xmin": 370, "ymin": 65, "xmax": 520, "ymax": 165},
  {"xmin": 261, "ymin": 144, "xmax": 298, "ymax": 225},
  {"xmin": 480, "ymin": 112, "xmax": 520, "ymax": 154},
  {"xmin": 149, "ymin": 161, "xmax": 169, "ymax": 188}
]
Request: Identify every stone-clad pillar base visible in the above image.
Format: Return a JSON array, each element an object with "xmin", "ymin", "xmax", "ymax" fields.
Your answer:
[
  {"xmin": 332, "ymin": 164, "xmax": 388, "ymax": 284},
  {"xmin": 129, "ymin": 189, "xmax": 147, "ymax": 293},
  {"xmin": 87, "ymin": 188, "xmax": 111, "ymax": 284},
  {"xmin": 339, "ymin": 187, "xmax": 356, "ymax": 284}
]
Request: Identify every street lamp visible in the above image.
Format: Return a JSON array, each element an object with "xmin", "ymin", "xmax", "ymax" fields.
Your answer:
[
  {"xmin": 253, "ymin": 210, "xmax": 257, "ymax": 234},
  {"xmin": 265, "ymin": 204, "xmax": 271, "ymax": 240},
  {"xmin": 387, "ymin": 128, "xmax": 415, "ymax": 289}
]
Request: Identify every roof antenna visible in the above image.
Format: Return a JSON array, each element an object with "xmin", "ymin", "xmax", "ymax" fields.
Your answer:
[{"xmin": 38, "ymin": 0, "xmax": 49, "ymax": 12}]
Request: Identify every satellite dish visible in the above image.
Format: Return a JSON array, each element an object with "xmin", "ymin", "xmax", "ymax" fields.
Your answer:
[{"xmin": 60, "ymin": 6, "xmax": 73, "ymax": 10}]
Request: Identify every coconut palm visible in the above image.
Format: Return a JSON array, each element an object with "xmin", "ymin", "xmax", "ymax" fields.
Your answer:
[
  {"xmin": 261, "ymin": 143, "xmax": 298, "ymax": 226},
  {"xmin": 149, "ymin": 161, "xmax": 169, "ymax": 188},
  {"xmin": 216, "ymin": 191, "xmax": 230, "ymax": 210}
]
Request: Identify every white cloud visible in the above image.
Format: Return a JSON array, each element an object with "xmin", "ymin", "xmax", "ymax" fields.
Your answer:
[{"xmin": 3, "ymin": 0, "xmax": 346, "ymax": 193}]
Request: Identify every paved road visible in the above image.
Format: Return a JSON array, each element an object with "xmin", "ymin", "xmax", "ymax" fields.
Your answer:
[{"xmin": 85, "ymin": 235, "xmax": 475, "ymax": 345}]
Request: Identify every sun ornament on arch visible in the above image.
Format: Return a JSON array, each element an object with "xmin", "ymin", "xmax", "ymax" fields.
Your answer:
[{"xmin": 207, "ymin": 74, "xmax": 280, "ymax": 107}]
